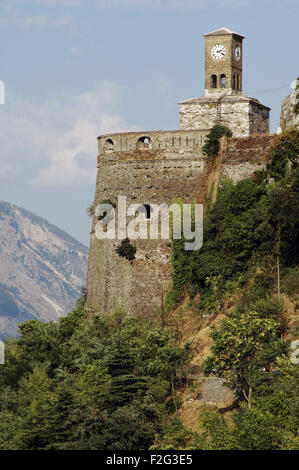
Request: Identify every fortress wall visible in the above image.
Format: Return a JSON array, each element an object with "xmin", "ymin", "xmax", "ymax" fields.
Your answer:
[
  {"xmin": 99, "ymin": 129, "xmax": 208, "ymax": 153},
  {"xmin": 249, "ymin": 101, "xmax": 270, "ymax": 135},
  {"xmin": 86, "ymin": 134, "xmax": 274, "ymax": 317},
  {"xmin": 280, "ymin": 88, "xmax": 299, "ymax": 132},
  {"xmin": 218, "ymin": 134, "xmax": 274, "ymax": 182},
  {"xmin": 86, "ymin": 142, "xmax": 209, "ymax": 316}
]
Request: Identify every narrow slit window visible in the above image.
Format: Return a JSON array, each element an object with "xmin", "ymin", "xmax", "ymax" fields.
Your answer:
[
  {"xmin": 211, "ymin": 74, "xmax": 217, "ymax": 88},
  {"xmin": 220, "ymin": 74, "xmax": 226, "ymax": 88}
]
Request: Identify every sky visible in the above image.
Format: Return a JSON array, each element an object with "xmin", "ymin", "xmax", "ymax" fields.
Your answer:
[{"xmin": 0, "ymin": 0, "xmax": 298, "ymax": 247}]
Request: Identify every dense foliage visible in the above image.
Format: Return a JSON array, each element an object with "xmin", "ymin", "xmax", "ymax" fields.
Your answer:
[
  {"xmin": 168, "ymin": 130, "xmax": 299, "ymax": 312},
  {"xmin": 202, "ymin": 124, "xmax": 232, "ymax": 158},
  {"xmin": 192, "ymin": 357, "xmax": 299, "ymax": 450},
  {"xmin": 159, "ymin": 130, "xmax": 299, "ymax": 450},
  {"xmin": 0, "ymin": 304, "xmax": 190, "ymax": 449}
]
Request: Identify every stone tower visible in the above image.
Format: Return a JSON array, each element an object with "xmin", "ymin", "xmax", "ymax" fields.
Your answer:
[
  {"xmin": 204, "ymin": 27, "xmax": 244, "ymax": 96},
  {"xmin": 85, "ymin": 28, "xmax": 272, "ymax": 317},
  {"xmin": 179, "ymin": 27, "xmax": 270, "ymax": 137}
]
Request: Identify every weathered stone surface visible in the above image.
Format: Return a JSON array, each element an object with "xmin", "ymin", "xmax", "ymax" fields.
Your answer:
[
  {"xmin": 218, "ymin": 134, "xmax": 274, "ymax": 182},
  {"xmin": 179, "ymin": 96, "xmax": 270, "ymax": 137},
  {"xmin": 86, "ymin": 131, "xmax": 209, "ymax": 316},
  {"xmin": 280, "ymin": 86, "xmax": 299, "ymax": 132},
  {"xmin": 198, "ymin": 376, "xmax": 235, "ymax": 407},
  {"xmin": 85, "ymin": 134, "xmax": 274, "ymax": 316}
]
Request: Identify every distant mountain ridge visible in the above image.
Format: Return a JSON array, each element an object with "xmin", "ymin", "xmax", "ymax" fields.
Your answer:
[{"xmin": 0, "ymin": 201, "xmax": 89, "ymax": 338}]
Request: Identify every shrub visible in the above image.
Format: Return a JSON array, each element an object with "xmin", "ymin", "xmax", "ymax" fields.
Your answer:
[
  {"xmin": 202, "ymin": 124, "xmax": 232, "ymax": 159},
  {"xmin": 267, "ymin": 129, "xmax": 299, "ymax": 180},
  {"xmin": 116, "ymin": 238, "xmax": 136, "ymax": 261},
  {"xmin": 86, "ymin": 203, "xmax": 94, "ymax": 218}
]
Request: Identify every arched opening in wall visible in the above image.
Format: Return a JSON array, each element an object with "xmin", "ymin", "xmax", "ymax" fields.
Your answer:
[
  {"xmin": 211, "ymin": 75, "xmax": 217, "ymax": 89},
  {"xmin": 237, "ymin": 74, "xmax": 240, "ymax": 90},
  {"xmin": 233, "ymin": 74, "xmax": 236, "ymax": 90},
  {"xmin": 137, "ymin": 136, "xmax": 152, "ymax": 149},
  {"xmin": 136, "ymin": 204, "xmax": 151, "ymax": 219},
  {"xmin": 104, "ymin": 138, "xmax": 114, "ymax": 152},
  {"xmin": 220, "ymin": 74, "xmax": 226, "ymax": 88}
]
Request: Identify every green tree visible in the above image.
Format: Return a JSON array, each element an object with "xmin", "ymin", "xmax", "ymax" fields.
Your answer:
[
  {"xmin": 202, "ymin": 124, "xmax": 232, "ymax": 158},
  {"xmin": 234, "ymin": 358, "xmax": 299, "ymax": 450},
  {"xmin": 201, "ymin": 311, "xmax": 287, "ymax": 407},
  {"xmin": 267, "ymin": 129, "xmax": 299, "ymax": 180},
  {"xmin": 16, "ymin": 368, "xmax": 60, "ymax": 449}
]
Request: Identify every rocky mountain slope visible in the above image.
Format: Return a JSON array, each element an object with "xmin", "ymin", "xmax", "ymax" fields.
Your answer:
[{"xmin": 0, "ymin": 201, "xmax": 89, "ymax": 338}]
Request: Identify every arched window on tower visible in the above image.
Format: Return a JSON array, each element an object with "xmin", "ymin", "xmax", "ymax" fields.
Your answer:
[
  {"xmin": 211, "ymin": 75, "xmax": 217, "ymax": 89},
  {"xmin": 233, "ymin": 74, "xmax": 236, "ymax": 90},
  {"xmin": 220, "ymin": 74, "xmax": 226, "ymax": 88},
  {"xmin": 237, "ymin": 74, "xmax": 240, "ymax": 90}
]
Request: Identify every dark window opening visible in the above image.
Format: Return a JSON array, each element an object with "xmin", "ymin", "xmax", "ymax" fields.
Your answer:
[
  {"xmin": 220, "ymin": 74, "xmax": 226, "ymax": 88},
  {"xmin": 211, "ymin": 74, "xmax": 217, "ymax": 88},
  {"xmin": 104, "ymin": 138, "xmax": 114, "ymax": 152},
  {"xmin": 137, "ymin": 136, "xmax": 151, "ymax": 149},
  {"xmin": 137, "ymin": 204, "xmax": 151, "ymax": 219}
]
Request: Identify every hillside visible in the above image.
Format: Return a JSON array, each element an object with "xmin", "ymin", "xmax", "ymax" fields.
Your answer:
[
  {"xmin": 0, "ymin": 201, "xmax": 88, "ymax": 338},
  {"xmin": 0, "ymin": 129, "xmax": 298, "ymax": 450}
]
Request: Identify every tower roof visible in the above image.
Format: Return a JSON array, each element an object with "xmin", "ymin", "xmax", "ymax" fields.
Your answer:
[{"xmin": 203, "ymin": 27, "xmax": 245, "ymax": 39}]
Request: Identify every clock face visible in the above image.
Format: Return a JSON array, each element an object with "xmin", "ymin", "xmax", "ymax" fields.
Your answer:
[
  {"xmin": 211, "ymin": 44, "xmax": 226, "ymax": 60},
  {"xmin": 234, "ymin": 45, "xmax": 241, "ymax": 61}
]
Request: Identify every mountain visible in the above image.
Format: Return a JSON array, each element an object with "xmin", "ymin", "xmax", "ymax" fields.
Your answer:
[{"xmin": 0, "ymin": 201, "xmax": 89, "ymax": 338}]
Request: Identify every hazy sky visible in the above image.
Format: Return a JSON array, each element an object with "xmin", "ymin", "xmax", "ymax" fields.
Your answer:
[{"xmin": 0, "ymin": 0, "xmax": 298, "ymax": 246}]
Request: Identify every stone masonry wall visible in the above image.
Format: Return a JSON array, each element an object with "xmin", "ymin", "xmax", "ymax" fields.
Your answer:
[
  {"xmin": 280, "ymin": 87, "xmax": 299, "ymax": 132},
  {"xmin": 86, "ymin": 130, "xmax": 209, "ymax": 317},
  {"xmin": 218, "ymin": 134, "xmax": 274, "ymax": 182},
  {"xmin": 86, "ymin": 132, "xmax": 274, "ymax": 317},
  {"xmin": 249, "ymin": 101, "xmax": 270, "ymax": 135},
  {"xmin": 98, "ymin": 129, "xmax": 208, "ymax": 153},
  {"xmin": 179, "ymin": 97, "xmax": 270, "ymax": 137}
]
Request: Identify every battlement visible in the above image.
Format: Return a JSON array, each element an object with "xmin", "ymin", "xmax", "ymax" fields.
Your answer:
[{"xmin": 98, "ymin": 129, "xmax": 209, "ymax": 154}]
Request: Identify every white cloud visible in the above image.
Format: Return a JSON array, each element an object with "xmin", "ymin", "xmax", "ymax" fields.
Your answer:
[{"xmin": 0, "ymin": 82, "xmax": 135, "ymax": 186}]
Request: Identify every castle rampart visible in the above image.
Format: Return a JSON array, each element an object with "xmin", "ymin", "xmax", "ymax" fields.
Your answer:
[
  {"xmin": 98, "ymin": 129, "xmax": 208, "ymax": 154},
  {"xmin": 86, "ymin": 134, "xmax": 274, "ymax": 316}
]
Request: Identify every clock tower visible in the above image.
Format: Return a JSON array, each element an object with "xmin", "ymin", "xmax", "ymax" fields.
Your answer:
[
  {"xmin": 178, "ymin": 27, "xmax": 270, "ymax": 137},
  {"xmin": 204, "ymin": 27, "xmax": 244, "ymax": 96}
]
